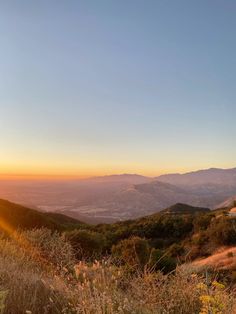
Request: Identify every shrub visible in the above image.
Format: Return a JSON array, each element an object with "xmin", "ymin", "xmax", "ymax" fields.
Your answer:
[
  {"xmin": 227, "ymin": 251, "xmax": 234, "ymax": 258},
  {"xmin": 64, "ymin": 229, "xmax": 106, "ymax": 260},
  {"xmin": 0, "ymin": 230, "xmax": 74, "ymax": 314},
  {"xmin": 149, "ymin": 248, "xmax": 176, "ymax": 273},
  {"xmin": 194, "ymin": 214, "xmax": 212, "ymax": 232},
  {"xmin": 207, "ymin": 217, "xmax": 236, "ymax": 245},
  {"xmin": 23, "ymin": 228, "xmax": 75, "ymax": 269},
  {"xmin": 0, "ymin": 228, "xmax": 235, "ymax": 314},
  {"xmin": 112, "ymin": 236, "xmax": 150, "ymax": 270},
  {"xmin": 168, "ymin": 243, "xmax": 185, "ymax": 257}
]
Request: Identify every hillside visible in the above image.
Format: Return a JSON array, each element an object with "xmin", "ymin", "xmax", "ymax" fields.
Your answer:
[
  {"xmin": 86, "ymin": 202, "xmax": 236, "ymax": 267},
  {"xmin": 0, "ymin": 198, "xmax": 236, "ymax": 313},
  {"xmin": 1, "ymin": 198, "xmax": 235, "ymax": 270},
  {"xmin": 217, "ymin": 196, "xmax": 236, "ymax": 209},
  {"xmin": 107, "ymin": 180, "xmax": 200, "ymax": 210},
  {"xmin": 0, "ymin": 199, "xmax": 83, "ymax": 231},
  {"xmin": 161, "ymin": 203, "xmax": 210, "ymax": 214},
  {"xmin": 193, "ymin": 246, "xmax": 236, "ymax": 270}
]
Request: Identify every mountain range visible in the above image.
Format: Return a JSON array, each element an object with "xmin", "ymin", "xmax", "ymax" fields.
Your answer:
[
  {"xmin": 58, "ymin": 168, "xmax": 236, "ymax": 222},
  {"xmin": 0, "ymin": 167, "xmax": 236, "ymax": 223},
  {"xmin": 157, "ymin": 167, "xmax": 236, "ymax": 186}
]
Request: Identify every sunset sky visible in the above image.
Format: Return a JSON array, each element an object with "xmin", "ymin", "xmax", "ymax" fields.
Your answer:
[{"xmin": 0, "ymin": 1, "xmax": 235, "ymax": 178}]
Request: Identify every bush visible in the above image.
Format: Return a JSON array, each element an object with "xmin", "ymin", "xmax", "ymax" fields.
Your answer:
[
  {"xmin": 64, "ymin": 229, "xmax": 106, "ymax": 260},
  {"xmin": 227, "ymin": 251, "xmax": 234, "ymax": 258},
  {"xmin": 112, "ymin": 236, "xmax": 150, "ymax": 270},
  {"xmin": 194, "ymin": 214, "xmax": 212, "ymax": 231},
  {"xmin": 0, "ymin": 230, "xmax": 75, "ymax": 314},
  {"xmin": 0, "ymin": 228, "xmax": 235, "ymax": 313},
  {"xmin": 149, "ymin": 248, "xmax": 176, "ymax": 273},
  {"xmin": 23, "ymin": 228, "xmax": 75, "ymax": 269},
  {"xmin": 207, "ymin": 217, "xmax": 236, "ymax": 245},
  {"xmin": 168, "ymin": 243, "xmax": 185, "ymax": 257}
]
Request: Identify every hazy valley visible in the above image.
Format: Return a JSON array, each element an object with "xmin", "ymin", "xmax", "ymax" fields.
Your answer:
[{"xmin": 1, "ymin": 168, "xmax": 236, "ymax": 223}]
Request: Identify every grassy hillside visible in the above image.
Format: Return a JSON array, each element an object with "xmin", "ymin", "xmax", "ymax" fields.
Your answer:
[
  {"xmin": 0, "ymin": 228, "xmax": 234, "ymax": 313},
  {"xmin": 0, "ymin": 198, "xmax": 235, "ymax": 268},
  {"xmin": 0, "ymin": 199, "xmax": 236, "ymax": 312},
  {"xmin": 1, "ymin": 199, "xmax": 235, "ymax": 266},
  {"xmin": 78, "ymin": 202, "xmax": 236, "ymax": 270}
]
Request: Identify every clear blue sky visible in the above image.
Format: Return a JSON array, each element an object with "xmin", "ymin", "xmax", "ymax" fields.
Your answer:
[{"xmin": 0, "ymin": 0, "xmax": 235, "ymax": 177}]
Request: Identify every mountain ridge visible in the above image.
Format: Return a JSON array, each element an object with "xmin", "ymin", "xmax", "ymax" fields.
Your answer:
[
  {"xmin": 156, "ymin": 167, "xmax": 236, "ymax": 186},
  {"xmin": 0, "ymin": 199, "xmax": 83, "ymax": 231},
  {"xmin": 0, "ymin": 167, "xmax": 236, "ymax": 223}
]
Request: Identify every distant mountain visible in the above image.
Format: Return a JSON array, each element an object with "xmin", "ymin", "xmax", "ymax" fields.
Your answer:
[
  {"xmin": 156, "ymin": 167, "xmax": 236, "ymax": 211},
  {"xmin": 99, "ymin": 180, "xmax": 214, "ymax": 214},
  {"xmin": 61, "ymin": 181, "xmax": 212, "ymax": 222},
  {"xmin": 109, "ymin": 180, "xmax": 195, "ymax": 211},
  {"xmin": 60, "ymin": 172, "xmax": 236, "ymax": 222},
  {"xmin": 1, "ymin": 168, "xmax": 236, "ymax": 224},
  {"xmin": 157, "ymin": 167, "xmax": 236, "ymax": 186},
  {"xmin": 161, "ymin": 203, "xmax": 210, "ymax": 214},
  {"xmin": 0, "ymin": 199, "xmax": 83, "ymax": 231},
  {"xmin": 85, "ymin": 174, "xmax": 151, "ymax": 184}
]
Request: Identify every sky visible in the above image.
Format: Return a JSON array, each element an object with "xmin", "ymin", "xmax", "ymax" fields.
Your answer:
[{"xmin": 0, "ymin": 0, "xmax": 235, "ymax": 178}]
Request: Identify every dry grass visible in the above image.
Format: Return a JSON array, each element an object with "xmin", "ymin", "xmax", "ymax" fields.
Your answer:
[
  {"xmin": 193, "ymin": 246, "xmax": 236, "ymax": 270},
  {"xmin": 0, "ymin": 228, "xmax": 235, "ymax": 314}
]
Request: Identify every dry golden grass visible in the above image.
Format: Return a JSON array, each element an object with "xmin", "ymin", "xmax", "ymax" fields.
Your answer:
[
  {"xmin": 230, "ymin": 207, "xmax": 236, "ymax": 213},
  {"xmin": 193, "ymin": 246, "xmax": 236, "ymax": 270},
  {"xmin": 0, "ymin": 228, "xmax": 235, "ymax": 314}
]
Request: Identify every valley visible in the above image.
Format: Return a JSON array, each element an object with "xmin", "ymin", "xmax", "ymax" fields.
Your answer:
[{"xmin": 1, "ymin": 168, "xmax": 236, "ymax": 223}]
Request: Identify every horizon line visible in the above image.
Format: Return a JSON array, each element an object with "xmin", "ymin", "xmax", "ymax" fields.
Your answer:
[{"xmin": 0, "ymin": 166, "xmax": 235, "ymax": 181}]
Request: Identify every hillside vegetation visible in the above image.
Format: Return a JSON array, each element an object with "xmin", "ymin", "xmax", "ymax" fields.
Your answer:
[
  {"xmin": 0, "ymin": 228, "xmax": 235, "ymax": 313},
  {"xmin": 0, "ymin": 199, "xmax": 236, "ymax": 313}
]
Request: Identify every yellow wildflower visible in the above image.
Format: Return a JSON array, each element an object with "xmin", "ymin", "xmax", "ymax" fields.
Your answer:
[{"xmin": 212, "ymin": 281, "xmax": 225, "ymax": 289}]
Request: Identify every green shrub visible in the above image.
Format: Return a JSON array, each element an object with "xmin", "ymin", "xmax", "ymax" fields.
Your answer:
[
  {"xmin": 65, "ymin": 229, "xmax": 106, "ymax": 260},
  {"xmin": 112, "ymin": 236, "xmax": 150, "ymax": 270},
  {"xmin": 148, "ymin": 248, "xmax": 176, "ymax": 273},
  {"xmin": 207, "ymin": 217, "xmax": 236, "ymax": 245}
]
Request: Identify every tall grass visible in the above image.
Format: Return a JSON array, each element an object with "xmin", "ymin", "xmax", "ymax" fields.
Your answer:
[{"xmin": 0, "ymin": 228, "xmax": 235, "ymax": 314}]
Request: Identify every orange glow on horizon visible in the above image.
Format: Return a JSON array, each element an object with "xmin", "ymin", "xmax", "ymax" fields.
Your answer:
[
  {"xmin": 0, "ymin": 169, "xmax": 163, "ymax": 181},
  {"xmin": 0, "ymin": 173, "xmax": 91, "ymax": 181},
  {"xmin": 0, "ymin": 163, "xmax": 234, "ymax": 181},
  {"xmin": 0, "ymin": 168, "xmax": 193, "ymax": 181}
]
